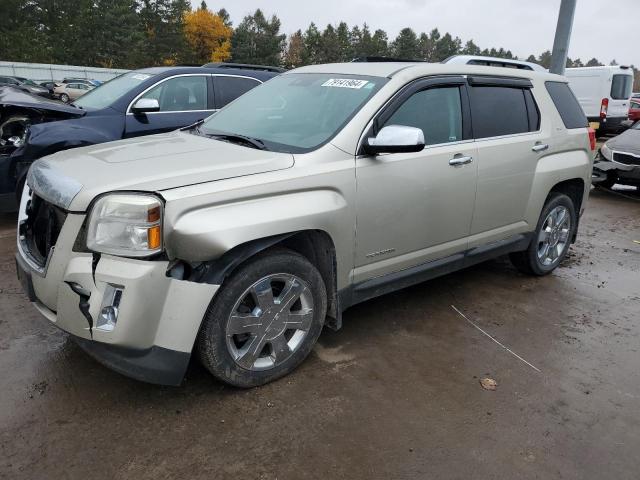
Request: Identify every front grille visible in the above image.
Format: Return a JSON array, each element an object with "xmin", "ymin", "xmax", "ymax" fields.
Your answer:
[
  {"xmin": 613, "ymin": 152, "xmax": 640, "ymax": 166},
  {"xmin": 18, "ymin": 193, "xmax": 67, "ymax": 269}
]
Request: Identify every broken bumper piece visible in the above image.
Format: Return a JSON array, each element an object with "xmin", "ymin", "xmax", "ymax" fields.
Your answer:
[{"xmin": 17, "ymin": 212, "xmax": 219, "ymax": 386}]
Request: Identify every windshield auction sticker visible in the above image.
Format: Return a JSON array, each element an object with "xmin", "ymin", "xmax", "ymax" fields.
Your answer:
[{"xmin": 321, "ymin": 78, "xmax": 369, "ymax": 89}]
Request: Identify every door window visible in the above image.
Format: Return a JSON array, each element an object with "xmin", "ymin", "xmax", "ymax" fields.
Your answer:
[
  {"xmin": 214, "ymin": 76, "xmax": 261, "ymax": 108},
  {"xmin": 382, "ymin": 86, "xmax": 463, "ymax": 145},
  {"xmin": 469, "ymin": 86, "xmax": 534, "ymax": 138},
  {"xmin": 138, "ymin": 76, "xmax": 208, "ymax": 112}
]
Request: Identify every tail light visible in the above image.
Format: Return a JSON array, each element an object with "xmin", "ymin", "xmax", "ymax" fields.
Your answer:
[
  {"xmin": 588, "ymin": 127, "xmax": 596, "ymax": 151},
  {"xmin": 600, "ymin": 98, "xmax": 609, "ymax": 119}
]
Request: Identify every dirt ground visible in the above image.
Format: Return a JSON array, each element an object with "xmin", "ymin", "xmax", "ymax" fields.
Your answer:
[{"xmin": 1, "ymin": 187, "xmax": 639, "ymax": 480}]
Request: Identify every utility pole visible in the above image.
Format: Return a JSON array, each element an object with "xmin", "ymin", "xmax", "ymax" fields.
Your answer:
[{"xmin": 550, "ymin": 0, "xmax": 577, "ymax": 74}]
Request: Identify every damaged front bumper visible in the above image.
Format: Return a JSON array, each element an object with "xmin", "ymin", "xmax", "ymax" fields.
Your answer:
[
  {"xmin": 16, "ymin": 194, "xmax": 219, "ymax": 386},
  {"xmin": 592, "ymin": 157, "xmax": 640, "ymax": 186}
]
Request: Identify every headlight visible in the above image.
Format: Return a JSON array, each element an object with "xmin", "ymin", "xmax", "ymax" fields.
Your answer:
[
  {"xmin": 87, "ymin": 194, "xmax": 163, "ymax": 257},
  {"xmin": 600, "ymin": 143, "xmax": 612, "ymax": 161}
]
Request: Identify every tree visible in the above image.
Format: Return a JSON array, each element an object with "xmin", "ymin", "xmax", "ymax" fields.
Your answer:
[
  {"xmin": 336, "ymin": 22, "xmax": 352, "ymax": 61},
  {"xmin": 371, "ymin": 29, "xmax": 389, "ymax": 57},
  {"xmin": 183, "ymin": 6, "xmax": 232, "ymax": 63},
  {"xmin": 302, "ymin": 22, "xmax": 322, "ymax": 64},
  {"xmin": 586, "ymin": 58, "xmax": 603, "ymax": 67},
  {"xmin": 537, "ymin": 50, "xmax": 552, "ymax": 69},
  {"xmin": 392, "ymin": 28, "xmax": 419, "ymax": 59},
  {"xmin": 433, "ymin": 32, "xmax": 461, "ymax": 61},
  {"xmin": 217, "ymin": 8, "xmax": 232, "ymax": 27},
  {"xmin": 319, "ymin": 24, "xmax": 340, "ymax": 63},
  {"xmin": 137, "ymin": 0, "xmax": 191, "ymax": 66},
  {"xmin": 462, "ymin": 39, "xmax": 481, "ymax": 56},
  {"xmin": 283, "ymin": 30, "xmax": 304, "ymax": 68},
  {"xmin": 231, "ymin": 9, "xmax": 286, "ymax": 66}
]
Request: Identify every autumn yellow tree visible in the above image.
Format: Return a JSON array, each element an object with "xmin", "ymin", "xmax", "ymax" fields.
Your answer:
[{"xmin": 183, "ymin": 6, "xmax": 232, "ymax": 63}]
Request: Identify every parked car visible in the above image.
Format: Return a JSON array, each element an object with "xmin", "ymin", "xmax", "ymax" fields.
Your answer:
[
  {"xmin": 38, "ymin": 81, "xmax": 58, "ymax": 97},
  {"xmin": 565, "ymin": 65, "xmax": 634, "ymax": 134},
  {"xmin": 53, "ymin": 81, "xmax": 95, "ymax": 103},
  {"xmin": 592, "ymin": 121, "xmax": 640, "ymax": 188},
  {"xmin": 15, "ymin": 62, "xmax": 594, "ymax": 387},
  {"xmin": 628, "ymin": 98, "xmax": 640, "ymax": 123},
  {"xmin": 0, "ymin": 65, "xmax": 279, "ymax": 211},
  {"xmin": 0, "ymin": 75, "xmax": 50, "ymax": 97},
  {"xmin": 632, "ymin": 92, "xmax": 640, "ymax": 99},
  {"xmin": 61, "ymin": 77, "xmax": 102, "ymax": 87}
]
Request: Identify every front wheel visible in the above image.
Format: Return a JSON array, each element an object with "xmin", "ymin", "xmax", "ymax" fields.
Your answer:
[
  {"xmin": 197, "ymin": 249, "xmax": 327, "ymax": 388},
  {"xmin": 60, "ymin": 93, "xmax": 70, "ymax": 103},
  {"xmin": 510, "ymin": 193, "xmax": 577, "ymax": 276}
]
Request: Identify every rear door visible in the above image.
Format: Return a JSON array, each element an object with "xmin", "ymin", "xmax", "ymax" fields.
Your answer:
[
  {"xmin": 467, "ymin": 76, "xmax": 547, "ymax": 247},
  {"xmin": 124, "ymin": 74, "xmax": 214, "ymax": 138},
  {"xmin": 212, "ymin": 75, "xmax": 262, "ymax": 109},
  {"xmin": 608, "ymin": 73, "xmax": 634, "ymax": 118}
]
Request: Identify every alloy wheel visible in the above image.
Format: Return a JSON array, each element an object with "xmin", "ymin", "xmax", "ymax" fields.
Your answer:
[
  {"xmin": 225, "ymin": 273, "xmax": 314, "ymax": 371},
  {"xmin": 537, "ymin": 205, "xmax": 571, "ymax": 266}
]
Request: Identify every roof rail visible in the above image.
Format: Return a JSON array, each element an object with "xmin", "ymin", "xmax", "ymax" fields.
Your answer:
[
  {"xmin": 351, "ymin": 56, "xmax": 426, "ymax": 63},
  {"xmin": 202, "ymin": 62, "xmax": 286, "ymax": 73}
]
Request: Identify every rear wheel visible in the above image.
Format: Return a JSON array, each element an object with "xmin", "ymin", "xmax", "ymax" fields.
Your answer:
[
  {"xmin": 510, "ymin": 193, "xmax": 577, "ymax": 276},
  {"xmin": 197, "ymin": 249, "xmax": 327, "ymax": 388},
  {"xmin": 60, "ymin": 93, "xmax": 70, "ymax": 103}
]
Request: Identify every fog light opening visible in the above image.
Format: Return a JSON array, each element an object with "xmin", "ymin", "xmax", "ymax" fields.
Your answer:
[{"xmin": 97, "ymin": 284, "xmax": 123, "ymax": 332}]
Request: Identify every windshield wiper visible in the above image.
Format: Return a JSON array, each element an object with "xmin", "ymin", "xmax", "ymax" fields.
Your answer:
[{"xmin": 207, "ymin": 133, "xmax": 267, "ymax": 150}]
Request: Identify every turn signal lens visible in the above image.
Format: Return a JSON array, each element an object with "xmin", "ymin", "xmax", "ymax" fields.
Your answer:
[{"xmin": 148, "ymin": 225, "xmax": 162, "ymax": 250}]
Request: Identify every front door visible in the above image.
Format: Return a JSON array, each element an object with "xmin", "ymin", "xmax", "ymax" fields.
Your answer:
[
  {"xmin": 354, "ymin": 79, "xmax": 478, "ymax": 283},
  {"xmin": 124, "ymin": 75, "xmax": 213, "ymax": 138}
]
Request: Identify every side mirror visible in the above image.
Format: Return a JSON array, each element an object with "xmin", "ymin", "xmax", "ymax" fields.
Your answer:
[
  {"xmin": 363, "ymin": 125, "xmax": 425, "ymax": 155},
  {"xmin": 131, "ymin": 98, "xmax": 160, "ymax": 114}
]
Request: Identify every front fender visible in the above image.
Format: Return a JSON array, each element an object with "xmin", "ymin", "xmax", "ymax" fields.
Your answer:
[{"xmin": 165, "ymin": 189, "xmax": 348, "ymax": 262}]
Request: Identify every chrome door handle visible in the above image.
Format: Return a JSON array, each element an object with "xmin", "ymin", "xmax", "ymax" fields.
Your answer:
[
  {"xmin": 532, "ymin": 143, "xmax": 549, "ymax": 152},
  {"xmin": 449, "ymin": 155, "xmax": 473, "ymax": 166}
]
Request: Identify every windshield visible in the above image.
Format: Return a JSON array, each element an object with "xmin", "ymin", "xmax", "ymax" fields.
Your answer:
[
  {"xmin": 199, "ymin": 73, "xmax": 387, "ymax": 153},
  {"xmin": 73, "ymin": 72, "xmax": 156, "ymax": 109}
]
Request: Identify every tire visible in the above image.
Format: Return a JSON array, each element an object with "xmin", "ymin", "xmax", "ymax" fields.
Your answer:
[
  {"xmin": 60, "ymin": 93, "xmax": 70, "ymax": 103},
  {"xmin": 510, "ymin": 193, "xmax": 577, "ymax": 276},
  {"xmin": 197, "ymin": 248, "xmax": 327, "ymax": 388}
]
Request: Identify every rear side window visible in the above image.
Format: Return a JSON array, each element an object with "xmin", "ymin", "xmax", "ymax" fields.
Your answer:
[
  {"xmin": 611, "ymin": 74, "xmax": 633, "ymax": 100},
  {"xmin": 545, "ymin": 81, "xmax": 588, "ymax": 129},
  {"xmin": 382, "ymin": 86, "xmax": 463, "ymax": 145},
  {"xmin": 469, "ymin": 86, "xmax": 536, "ymax": 138},
  {"xmin": 214, "ymin": 76, "xmax": 261, "ymax": 108}
]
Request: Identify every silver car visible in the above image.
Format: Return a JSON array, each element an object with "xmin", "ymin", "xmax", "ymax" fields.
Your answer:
[{"xmin": 16, "ymin": 62, "xmax": 595, "ymax": 387}]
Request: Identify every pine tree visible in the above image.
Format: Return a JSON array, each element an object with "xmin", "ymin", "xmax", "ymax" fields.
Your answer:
[
  {"xmin": 231, "ymin": 9, "xmax": 286, "ymax": 65},
  {"xmin": 392, "ymin": 28, "xmax": 419, "ymax": 59}
]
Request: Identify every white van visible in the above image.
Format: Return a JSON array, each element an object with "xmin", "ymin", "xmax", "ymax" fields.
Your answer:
[{"xmin": 565, "ymin": 66, "xmax": 634, "ymax": 133}]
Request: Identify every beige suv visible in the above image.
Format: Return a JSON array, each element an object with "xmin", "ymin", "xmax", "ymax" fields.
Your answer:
[{"xmin": 15, "ymin": 63, "xmax": 595, "ymax": 387}]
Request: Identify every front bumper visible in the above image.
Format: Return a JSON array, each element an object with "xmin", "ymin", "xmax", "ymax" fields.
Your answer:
[
  {"xmin": 16, "ymin": 203, "xmax": 218, "ymax": 385},
  {"xmin": 592, "ymin": 157, "xmax": 640, "ymax": 186}
]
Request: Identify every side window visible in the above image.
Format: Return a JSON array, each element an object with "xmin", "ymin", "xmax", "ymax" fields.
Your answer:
[
  {"xmin": 469, "ymin": 86, "xmax": 532, "ymax": 138},
  {"xmin": 138, "ymin": 76, "xmax": 208, "ymax": 112},
  {"xmin": 545, "ymin": 81, "xmax": 587, "ymax": 129},
  {"xmin": 214, "ymin": 76, "xmax": 261, "ymax": 108},
  {"xmin": 382, "ymin": 86, "xmax": 463, "ymax": 145},
  {"xmin": 631, "ymin": 101, "xmax": 640, "ymax": 109}
]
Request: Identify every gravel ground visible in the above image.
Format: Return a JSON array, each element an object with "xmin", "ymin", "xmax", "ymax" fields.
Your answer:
[{"xmin": 1, "ymin": 187, "xmax": 639, "ymax": 479}]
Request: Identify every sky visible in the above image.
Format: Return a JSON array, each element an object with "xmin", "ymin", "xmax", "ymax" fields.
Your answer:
[{"xmin": 208, "ymin": 0, "xmax": 638, "ymax": 66}]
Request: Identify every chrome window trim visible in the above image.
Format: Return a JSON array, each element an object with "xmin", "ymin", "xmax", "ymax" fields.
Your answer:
[{"xmin": 126, "ymin": 73, "xmax": 262, "ymax": 115}]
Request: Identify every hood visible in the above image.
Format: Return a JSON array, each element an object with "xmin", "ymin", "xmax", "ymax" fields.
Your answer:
[
  {"xmin": 28, "ymin": 130, "xmax": 294, "ymax": 211},
  {"xmin": 606, "ymin": 128, "xmax": 640, "ymax": 155},
  {"xmin": 0, "ymin": 86, "xmax": 84, "ymax": 116}
]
